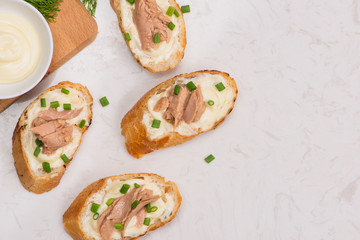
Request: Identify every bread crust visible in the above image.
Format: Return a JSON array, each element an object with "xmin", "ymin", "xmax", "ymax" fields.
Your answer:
[
  {"xmin": 12, "ymin": 81, "xmax": 93, "ymax": 194},
  {"xmin": 110, "ymin": 0, "xmax": 186, "ymax": 73},
  {"xmin": 63, "ymin": 173, "xmax": 182, "ymax": 240},
  {"xmin": 121, "ymin": 70, "xmax": 238, "ymax": 158}
]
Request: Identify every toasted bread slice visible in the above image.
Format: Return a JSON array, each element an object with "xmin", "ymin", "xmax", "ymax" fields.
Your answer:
[
  {"xmin": 110, "ymin": 0, "xmax": 186, "ymax": 73},
  {"xmin": 63, "ymin": 173, "xmax": 181, "ymax": 240},
  {"xmin": 121, "ymin": 70, "xmax": 238, "ymax": 158},
  {"xmin": 12, "ymin": 81, "xmax": 93, "ymax": 194}
]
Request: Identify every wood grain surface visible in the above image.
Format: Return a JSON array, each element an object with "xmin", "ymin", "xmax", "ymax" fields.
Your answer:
[{"xmin": 0, "ymin": 0, "xmax": 98, "ymax": 113}]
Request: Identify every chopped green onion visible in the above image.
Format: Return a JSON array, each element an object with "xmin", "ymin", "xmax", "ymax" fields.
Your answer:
[
  {"xmin": 114, "ymin": 222, "xmax": 124, "ymax": 230},
  {"xmin": 146, "ymin": 204, "xmax": 152, "ymax": 213},
  {"xmin": 181, "ymin": 5, "xmax": 190, "ymax": 13},
  {"xmin": 152, "ymin": 119, "xmax": 161, "ymax": 128},
  {"xmin": 79, "ymin": 119, "xmax": 86, "ymax": 128},
  {"xmin": 126, "ymin": 0, "xmax": 135, "ymax": 4},
  {"xmin": 61, "ymin": 154, "xmax": 70, "ymax": 163},
  {"xmin": 42, "ymin": 162, "xmax": 51, "ymax": 173},
  {"xmin": 50, "ymin": 101, "xmax": 60, "ymax": 108},
  {"xmin": 91, "ymin": 203, "xmax": 100, "ymax": 213},
  {"xmin": 120, "ymin": 184, "xmax": 130, "ymax": 194},
  {"xmin": 106, "ymin": 198, "xmax": 115, "ymax": 206},
  {"xmin": 61, "ymin": 88, "xmax": 70, "ymax": 95},
  {"xmin": 35, "ymin": 138, "xmax": 43, "ymax": 147},
  {"xmin": 131, "ymin": 200, "xmax": 139, "ymax": 209},
  {"xmin": 166, "ymin": 6, "xmax": 175, "ymax": 16},
  {"xmin": 34, "ymin": 146, "xmax": 41, "ymax": 157},
  {"xmin": 174, "ymin": 9, "xmax": 180, "ymax": 17},
  {"xmin": 207, "ymin": 100, "xmax": 215, "ymax": 106},
  {"xmin": 204, "ymin": 154, "xmax": 215, "ymax": 163},
  {"xmin": 168, "ymin": 22, "xmax": 175, "ymax": 30},
  {"xmin": 146, "ymin": 204, "xmax": 158, "ymax": 213},
  {"xmin": 40, "ymin": 98, "xmax": 46, "ymax": 107},
  {"xmin": 124, "ymin": 33, "xmax": 131, "ymax": 41},
  {"xmin": 215, "ymin": 82, "xmax": 226, "ymax": 91},
  {"xmin": 186, "ymin": 81, "xmax": 197, "ymax": 91},
  {"xmin": 63, "ymin": 103, "xmax": 71, "ymax": 110},
  {"xmin": 144, "ymin": 217, "xmax": 150, "ymax": 226},
  {"xmin": 134, "ymin": 183, "xmax": 140, "ymax": 188},
  {"xmin": 93, "ymin": 213, "xmax": 99, "ymax": 220},
  {"xmin": 154, "ymin": 33, "xmax": 161, "ymax": 43},
  {"xmin": 99, "ymin": 96, "xmax": 109, "ymax": 107},
  {"xmin": 174, "ymin": 85, "xmax": 181, "ymax": 95}
]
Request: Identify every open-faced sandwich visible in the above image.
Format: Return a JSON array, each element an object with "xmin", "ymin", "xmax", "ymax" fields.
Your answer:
[
  {"xmin": 63, "ymin": 173, "xmax": 181, "ymax": 240},
  {"xmin": 12, "ymin": 81, "xmax": 93, "ymax": 194},
  {"xmin": 110, "ymin": 0, "xmax": 186, "ymax": 73},
  {"xmin": 121, "ymin": 70, "xmax": 238, "ymax": 158}
]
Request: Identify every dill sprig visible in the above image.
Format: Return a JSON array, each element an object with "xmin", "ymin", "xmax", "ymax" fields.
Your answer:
[
  {"xmin": 24, "ymin": 0, "xmax": 63, "ymax": 22},
  {"xmin": 82, "ymin": 0, "xmax": 97, "ymax": 17}
]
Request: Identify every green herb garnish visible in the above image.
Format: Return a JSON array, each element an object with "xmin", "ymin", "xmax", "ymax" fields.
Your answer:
[
  {"xmin": 61, "ymin": 154, "xmax": 70, "ymax": 163},
  {"xmin": 215, "ymin": 82, "xmax": 226, "ymax": 92},
  {"xmin": 82, "ymin": 0, "xmax": 97, "ymax": 17},
  {"xmin": 90, "ymin": 203, "xmax": 100, "ymax": 213},
  {"xmin": 24, "ymin": 0, "xmax": 63, "ymax": 22},
  {"xmin": 144, "ymin": 217, "xmax": 150, "ymax": 226},
  {"xmin": 154, "ymin": 33, "xmax": 161, "ymax": 43},
  {"xmin": 120, "ymin": 184, "xmax": 130, "ymax": 194},
  {"xmin": 124, "ymin": 33, "xmax": 131, "ymax": 41},
  {"xmin": 131, "ymin": 200, "xmax": 139, "ymax": 209},
  {"xmin": 79, "ymin": 119, "xmax": 86, "ymax": 128},
  {"xmin": 24, "ymin": 0, "xmax": 97, "ymax": 22},
  {"xmin": 93, "ymin": 213, "xmax": 99, "ymax": 220},
  {"xmin": 106, "ymin": 198, "xmax": 115, "ymax": 206},
  {"xmin": 151, "ymin": 119, "xmax": 161, "ymax": 128},
  {"xmin": 204, "ymin": 154, "xmax": 215, "ymax": 163},
  {"xmin": 114, "ymin": 222, "xmax": 124, "ymax": 230},
  {"xmin": 168, "ymin": 22, "xmax": 175, "ymax": 30},
  {"xmin": 181, "ymin": 5, "xmax": 190, "ymax": 13},
  {"xmin": 34, "ymin": 146, "xmax": 41, "ymax": 157},
  {"xmin": 42, "ymin": 162, "xmax": 51, "ymax": 173}
]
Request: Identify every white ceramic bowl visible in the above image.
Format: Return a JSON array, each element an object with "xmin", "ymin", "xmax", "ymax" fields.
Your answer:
[{"xmin": 0, "ymin": 0, "xmax": 53, "ymax": 99}]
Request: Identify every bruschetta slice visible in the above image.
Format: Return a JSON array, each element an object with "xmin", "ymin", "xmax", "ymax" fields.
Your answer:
[
  {"xmin": 12, "ymin": 81, "xmax": 93, "ymax": 194},
  {"xmin": 121, "ymin": 70, "xmax": 238, "ymax": 158},
  {"xmin": 110, "ymin": 0, "xmax": 186, "ymax": 73},
  {"xmin": 63, "ymin": 173, "xmax": 181, "ymax": 240}
]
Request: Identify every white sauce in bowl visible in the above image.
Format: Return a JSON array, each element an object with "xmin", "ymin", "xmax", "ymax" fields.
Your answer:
[{"xmin": 0, "ymin": 13, "xmax": 41, "ymax": 84}]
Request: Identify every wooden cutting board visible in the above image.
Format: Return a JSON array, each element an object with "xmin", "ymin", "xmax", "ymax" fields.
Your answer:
[{"xmin": 0, "ymin": 0, "xmax": 98, "ymax": 113}]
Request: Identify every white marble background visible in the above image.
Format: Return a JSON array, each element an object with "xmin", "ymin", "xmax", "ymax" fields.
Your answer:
[{"xmin": 1, "ymin": 0, "xmax": 360, "ymax": 239}]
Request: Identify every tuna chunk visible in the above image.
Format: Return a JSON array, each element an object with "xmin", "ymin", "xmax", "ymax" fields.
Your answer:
[
  {"xmin": 97, "ymin": 185, "xmax": 160, "ymax": 240},
  {"xmin": 30, "ymin": 107, "xmax": 82, "ymax": 155},
  {"xmin": 134, "ymin": 0, "xmax": 172, "ymax": 50},
  {"xmin": 98, "ymin": 186, "xmax": 142, "ymax": 240},
  {"xmin": 156, "ymin": 84, "xmax": 207, "ymax": 126},
  {"xmin": 183, "ymin": 86, "xmax": 206, "ymax": 123},
  {"xmin": 31, "ymin": 120, "xmax": 65, "ymax": 136},
  {"xmin": 40, "ymin": 126, "xmax": 73, "ymax": 154},
  {"xmin": 31, "ymin": 117, "xmax": 48, "ymax": 128},
  {"xmin": 163, "ymin": 86, "xmax": 189, "ymax": 127},
  {"xmin": 38, "ymin": 108, "xmax": 82, "ymax": 121},
  {"xmin": 153, "ymin": 97, "xmax": 169, "ymax": 112},
  {"xmin": 123, "ymin": 188, "xmax": 160, "ymax": 232},
  {"xmin": 136, "ymin": 207, "xmax": 147, "ymax": 227}
]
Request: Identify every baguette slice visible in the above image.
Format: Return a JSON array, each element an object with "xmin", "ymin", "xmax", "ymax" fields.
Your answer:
[
  {"xmin": 12, "ymin": 81, "xmax": 93, "ymax": 194},
  {"xmin": 121, "ymin": 70, "xmax": 238, "ymax": 158},
  {"xmin": 63, "ymin": 173, "xmax": 181, "ymax": 240},
  {"xmin": 110, "ymin": 0, "xmax": 186, "ymax": 73}
]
